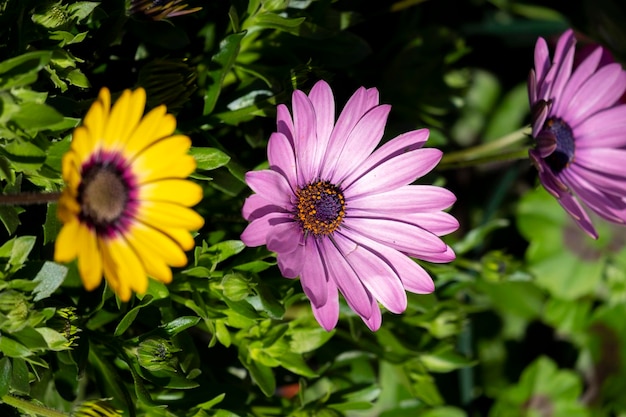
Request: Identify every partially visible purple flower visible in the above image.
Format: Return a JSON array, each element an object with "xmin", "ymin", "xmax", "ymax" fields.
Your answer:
[
  {"xmin": 528, "ymin": 29, "xmax": 626, "ymax": 239},
  {"xmin": 241, "ymin": 80, "xmax": 458, "ymax": 331}
]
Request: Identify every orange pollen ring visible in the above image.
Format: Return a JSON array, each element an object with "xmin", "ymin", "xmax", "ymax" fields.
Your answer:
[{"xmin": 296, "ymin": 181, "xmax": 346, "ymax": 236}]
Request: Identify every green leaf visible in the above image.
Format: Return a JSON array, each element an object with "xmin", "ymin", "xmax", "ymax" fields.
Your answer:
[
  {"xmin": 2, "ymin": 141, "xmax": 47, "ymax": 171},
  {"xmin": 191, "ymin": 147, "xmax": 231, "ymax": 171},
  {"xmin": 161, "ymin": 316, "xmax": 201, "ymax": 337},
  {"xmin": 249, "ymin": 13, "xmax": 306, "ymax": 35},
  {"xmin": 203, "ymin": 32, "xmax": 246, "ymax": 115},
  {"xmin": 114, "ymin": 295, "xmax": 155, "ymax": 337},
  {"xmin": 32, "ymin": 261, "xmax": 68, "ymax": 301},
  {"xmin": 0, "ymin": 357, "xmax": 11, "ymax": 397},
  {"xmin": 420, "ymin": 407, "xmax": 467, "ymax": 417},
  {"xmin": 240, "ymin": 352, "xmax": 276, "ymax": 397},
  {"xmin": 0, "ymin": 335, "xmax": 31, "ymax": 358},
  {"xmin": 35, "ymin": 327, "xmax": 70, "ymax": 351},
  {"xmin": 10, "ymin": 358, "xmax": 30, "ymax": 395},
  {"xmin": 289, "ymin": 327, "xmax": 334, "ymax": 354},
  {"xmin": 0, "ymin": 51, "xmax": 52, "ymax": 89},
  {"xmin": 7, "ymin": 236, "xmax": 36, "ymax": 272},
  {"xmin": 43, "ymin": 204, "xmax": 62, "ymax": 246},
  {"xmin": 199, "ymin": 240, "xmax": 245, "ymax": 270},
  {"xmin": 420, "ymin": 346, "xmax": 476, "ymax": 373},
  {"xmin": 11, "ymin": 101, "xmax": 64, "ymax": 130},
  {"xmin": 0, "ymin": 206, "xmax": 21, "ymax": 236}
]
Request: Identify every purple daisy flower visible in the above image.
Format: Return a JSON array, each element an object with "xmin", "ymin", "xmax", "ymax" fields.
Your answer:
[
  {"xmin": 241, "ymin": 80, "xmax": 458, "ymax": 331},
  {"xmin": 528, "ymin": 29, "xmax": 626, "ymax": 239}
]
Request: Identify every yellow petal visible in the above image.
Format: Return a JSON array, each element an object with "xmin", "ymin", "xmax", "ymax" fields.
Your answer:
[
  {"xmin": 76, "ymin": 224, "xmax": 103, "ymax": 291},
  {"xmin": 100, "ymin": 242, "xmax": 125, "ymax": 300},
  {"xmin": 56, "ymin": 191, "xmax": 80, "ymax": 223},
  {"xmin": 101, "ymin": 89, "xmax": 146, "ymax": 150},
  {"xmin": 135, "ymin": 219, "xmax": 196, "ymax": 251},
  {"xmin": 123, "ymin": 105, "xmax": 176, "ymax": 159},
  {"xmin": 127, "ymin": 237, "xmax": 173, "ymax": 284},
  {"xmin": 130, "ymin": 133, "xmax": 195, "ymax": 183},
  {"xmin": 126, "ymin": 223, "xmax": 188, "ymax": 267},
  {"xmin": 54, "ymin": 218, "xmax": 81, "ymax": 262},
  {"xmin": 139, "ymin": 179, "xmax": 203, "ymax": 206},
  {"xmin": 83, "ymin": 88, "xmax": 111, "ymax": 145},
  {"xmin": 61, "ymin": 151, "xmax": 81, "ymax": 190},
  {"xmin": 100, "ymin": 236, "xmax": 148, "ymax": 301},
  {"xmin": 70, "ymin": 126, "xmax": 96, "ymax": 165},
  {"xmin": 136, "ymin": 201, "xmax": 204, "ymax": 231}
]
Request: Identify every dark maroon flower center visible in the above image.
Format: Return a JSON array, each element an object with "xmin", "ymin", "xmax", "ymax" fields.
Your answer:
[
  {"xmin": 296, "ymin": 181, "xmax": 346, "ymax": 236},
  {"xmin": 543, "ymin": 118, "xmax": 575, "ymax": 174},
  {"xmin": 78, "ymin": 153, "xmax": 137, "ymax": 236}
]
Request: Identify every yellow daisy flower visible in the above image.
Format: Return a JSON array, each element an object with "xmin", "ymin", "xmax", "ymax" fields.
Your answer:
[{"xmin": 54, "ymin": 87, "xmax": 204, "ymax": 301}]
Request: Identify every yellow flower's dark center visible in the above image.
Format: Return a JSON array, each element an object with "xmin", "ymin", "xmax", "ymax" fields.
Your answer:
[
  {"xmin": 296, "ymin": 181, "xmax": 345, "ymax": 236},
  {"xmin": 543, "ymin": 118, "xmax": 575, "ymax": 174},
  {"xmin": 78, "ymin": 154, "xmax": 136, "ymax": 235}
]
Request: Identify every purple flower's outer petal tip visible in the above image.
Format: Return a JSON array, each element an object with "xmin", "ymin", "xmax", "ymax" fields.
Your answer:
[{"xmin": 311, "ymin": 279, "xmax": 339, "ymax": 331}]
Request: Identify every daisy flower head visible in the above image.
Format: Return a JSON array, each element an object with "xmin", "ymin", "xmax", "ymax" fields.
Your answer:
[
  {"xmin": 54, "ymin": 87, "xmax": 204, "ymax": 301},
  {"xmin": 241, "ymin": 80, "xmax": 459, "ymax": 331},
  {"xmin": 528, "ymin": 29, "xmax": 626, "ymax": 239}
]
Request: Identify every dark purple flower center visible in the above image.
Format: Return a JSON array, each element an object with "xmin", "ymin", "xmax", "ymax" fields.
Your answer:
[
  {"xmin": 296, "ymin": 181, "xmax": 346, "ymax": 236},
  {"xmin": 78, "ymin": 152, "xmax": 137, "ymax": 237},
  {"xmin": 543, "ymin": 118, "xmax": 575, "ymax": 174}
]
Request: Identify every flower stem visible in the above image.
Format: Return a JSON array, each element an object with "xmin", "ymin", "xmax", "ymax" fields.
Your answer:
[
  {"xmin": 0, "ymin": 191, "xmax": 61, "ymax": 206},
  {"xmin": 438, "ymin": 126, "xmax": 532, "ymax": 169},
  {"xmin": 1, "ymin": 394, "xmax": 69, "ymax": 417}
]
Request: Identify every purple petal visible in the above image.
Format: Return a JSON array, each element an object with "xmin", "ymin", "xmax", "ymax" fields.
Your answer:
[
  {"xmin": 299, "ymin": 238, "xmax": 329, "ymax": 307},
  {"xmin": 415, "ymin": 245, "xmax": 456, "ymax": 263},
  {"xmin": 534, "ymin": 36, "xmax": 550, "ymax": 88},
  {"xmin": 404, "ymin": 212, "xmax": 460, "ymax": 236},
  {"xmin": 342, "ymin": 129, "xmax": 430, "ymax": 187},
  {"xmin": 292, "ymin": 90, "xmax": 317, "ymax": 183},
  {"xmin": 242, "ymin": 194, "xmax": 281, "ymax": 221},
  {"xmin": 548, "ymin": 39, "xmax": 575, "ymax": 105},
  {"xmin": 320, "ymin": 87, "xmax": 376, "ymax": 178},
  {"xmin": 329, "ymin": 105, "xmax": 392, "ymax": 183},
  {"xmin": 575, "ymin": 105, "xmax": 626, "ymax": 148},
  {"xmin": 334, "ymin": 232, "xmax": 407, "ymax": 314},
  {"xmin": 339, "ymin": 227, "xmax": 435, "ymax": 294},
  {"xmin": 361, "ymin": 297, "xmax": 382, "ymax": 331},
  {"xmin": 562, "ymin": 63, "xmax": 626, "ymax": 123},
  {"xmin": 309, "ymin": 80, "xmax": 335, "ymax": 172},
  {"xmin": 311, "ymin": 278, "xmax": 339, "ymax": 331},
  {"xmin": 318, "ymin": 237, "xmax": 373, "ymax": 320},
  {"xmin": 575, "ymin": 148, "xmax": 626, "ymax": 177},
  {"xmin": 553, "ymin": 46, "xmax": 603, "ymax": 116},
  {"xmin": 268, "ymin": 132, "xmax": 297, "ymax": 190},
  {"xmin": 245, "ymin": 170, "xmax": 294, "ymax": 209},
  {"xmin": 241, "ymin": 213, "xmax": 292, "ymax": 247},
  {"xmin": 569, "ymin": 164, "xmax": 626, "ymax": 195},
  {"xmin": 562, "ymin": 169, "xmax": 626, "ymax": 224},
  {"xmin": 342, "ymin": 216, "xmax": 448, "ymax": 255},
  {"xmin": 345, "ymin": 148, "xmax": 443, "ymax": 199},
  {"xmin": 267, "ymin": 222, "xmax": 303, "ymax": 254},
  {"xmin": 277, "ymin": 103, "xmax": 295, "ymax": 146},
  {"xmin": 347, "ymin": 185, "xmax": 456, "ymax": 213},
  {"xmin": 549, "ymin": 185, "xmax": 598, "ymax": 239},
  {"xmin": 277, "ymin": 235, "xmax": 306, "ymax": 278}
]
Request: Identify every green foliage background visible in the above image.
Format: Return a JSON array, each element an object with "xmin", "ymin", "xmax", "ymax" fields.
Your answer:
[{"xmin": 1, "ymin": 0, "xmax": 626, "ymax": 416}]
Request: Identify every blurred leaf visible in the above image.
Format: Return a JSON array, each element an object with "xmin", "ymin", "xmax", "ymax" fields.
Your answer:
[
  {"xmin": 0, "ymin": 335, "xmax": 31, "ymax": 358},
  {"xmin": 240, "ymin": 352, "xmax": 276, "ymax": 397},
  {"xmin": 10, "ymin": 358, "xmax": 30, "ymax": 395},
  {"xmin": 203, "ymin": 32, "xmax": 247, "ymax": 115},
  {"xmin": 191, "ymin": 147, "xmax": 231, "ymax": 171},
  {"xmin": 0, "ymin": 51, "xmax": 52, "ymax": 89},
  {"xmin": 32, "ymin": 261, "xmax": 68, "ymax": 301},
  {"xmin": 114, "ymin": 295, "xmax": 155, "ymax": 337},
  {"xmin": 420, "ymin": 346, "xmax": 476, "ymax": 373},
  {"xmin": 0, "ymin": 357, "xmax": 11, "ymax": 397},
  {"xmin": 161, "ymin": 316, "xmax": 201, "ymax": 337},
  {"xmin": 2, "ymin": 141, "xmax": 47, "ymax": 171}
]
